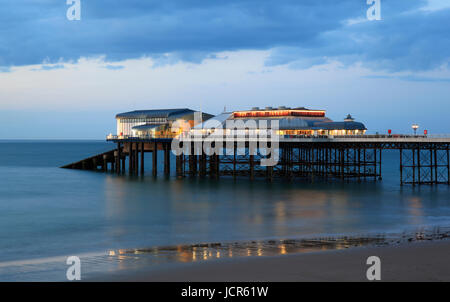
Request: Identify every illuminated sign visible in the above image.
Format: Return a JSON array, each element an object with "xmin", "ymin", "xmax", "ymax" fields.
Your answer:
[{"xmin": 233, "ymin": 110, "xmax": 326, "ymax": 118}]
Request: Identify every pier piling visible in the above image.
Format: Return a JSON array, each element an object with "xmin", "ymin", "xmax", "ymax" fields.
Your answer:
[
  {"xmin": 140, "ymin": 142, "xmax": 145, "ymax": 176},
  {"xmin": 164, "ymin": 143, "xmax": 171, "ymax": 176},
  {"xmin": 153, "ymin": 142, "xmax": 158, "ymax": 177},
  {"xmin": 62, "ymin": 137, "xmax": 450, "ymax": 186}
]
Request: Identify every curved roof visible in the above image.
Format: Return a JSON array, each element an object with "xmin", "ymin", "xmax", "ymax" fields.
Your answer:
[
  {"xmin": 313, "ymin": 121, "xmax": 367, "ymax": 130},
  {"xmin": 190, "ymin": 113, "xmax": 366, "ymax": 131},
  {"xmin": 116, "ymin": 108, "xmax": 194, "ymax": 119},
  {"xmin": 278, "ymin": 118, "xmax": 309, "ymax": 129}
]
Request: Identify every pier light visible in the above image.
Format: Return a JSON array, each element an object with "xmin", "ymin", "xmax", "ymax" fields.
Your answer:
[{"xmin": 412, "ymin": 124, "xmax": 419, "ymax": 135}]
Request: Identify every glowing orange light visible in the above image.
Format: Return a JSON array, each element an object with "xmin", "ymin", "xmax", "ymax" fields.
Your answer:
[{"xmin": 233, "ymin": 110, "xmax": 325, "ymax": 118}]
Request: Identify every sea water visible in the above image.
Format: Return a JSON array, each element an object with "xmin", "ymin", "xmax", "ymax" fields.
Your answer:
[{"xmin": 0, "ymin": 140, "xmax": 449, "ymax": 280}]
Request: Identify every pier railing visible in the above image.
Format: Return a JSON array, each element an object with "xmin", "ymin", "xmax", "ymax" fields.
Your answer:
[
  {"xmin": 107, "ymin": 133, "xmax": 450, "ymax": 141},
  {"xmin": 107, "ymin": 134, "xmax": 175, "ymax": 140}
]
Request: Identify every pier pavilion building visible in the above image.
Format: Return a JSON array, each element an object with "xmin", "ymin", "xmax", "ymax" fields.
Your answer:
[{"xmin": 195, "ymin": 106, "xmax": 367, "ymax": 137}]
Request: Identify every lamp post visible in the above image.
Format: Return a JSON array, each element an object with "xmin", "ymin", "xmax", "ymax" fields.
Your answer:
[{"xmin": 412, "ymin": 124, "xmax": 419, "ymax": 136}]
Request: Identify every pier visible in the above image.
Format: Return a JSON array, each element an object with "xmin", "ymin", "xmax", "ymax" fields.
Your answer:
[
  {"xmin": 60, "ymin": 107, "xmax": 450, "ymax": 186},
  {"xmin": 62, "ymin": 135, "xmax": 450, "ymax": 186}
]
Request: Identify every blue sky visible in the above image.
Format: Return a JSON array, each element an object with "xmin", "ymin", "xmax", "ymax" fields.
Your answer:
[{"xmin": 1, "ymin": 0, "xmax": 450, "ymax": 138}]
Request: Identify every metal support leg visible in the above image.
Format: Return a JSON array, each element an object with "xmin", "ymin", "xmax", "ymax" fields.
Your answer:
[
  {"xmin": 400, "ymin": 148, "xmax": 403, "ymax": 186},
  {"xmin": 417, "ymin": 147, "xmax": 421, "ymax": 185},
  {"xmin": 117, "ymin": 143, "xmax": 121, "ymax": 174},
  {"xmin": 379, "ymin": 149, "xmax": 383, "ymax": 180},
  {"xmin": 176, "ymin": 155, "xmax": 182, "ymax": 178},
  {"xmin": 250, "ymin": 154, "xmax": 254, "ymax": 180},
  {"xmin": 447, "ymin": 147, "xmax": 450, "ymax": 185},
  {"xmin": 153, "ymin": 142, "xmax": 158, "ymax": 177},
  {"xmin": 134, "ymin": 143, "xmax": 138, "ymax": 175},
  {"xmin": 434, "ymin": 148, "xmax": 438, "ymax": 184},
  {"xmin": 129, "ymin": 144, "xmax": 133, "ymax": 175},
  {"xmin": 164, "ymin": 143, "xmax": 171, "ymax": 176},
  {"xmin": 141, "ymin": 142, "xmax": 145, "ymax": 176}
]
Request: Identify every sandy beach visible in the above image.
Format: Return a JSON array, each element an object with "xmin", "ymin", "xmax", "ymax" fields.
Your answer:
[{"xmin": 101, "ymin": 239, "xmax": 450, "ymax": 282}]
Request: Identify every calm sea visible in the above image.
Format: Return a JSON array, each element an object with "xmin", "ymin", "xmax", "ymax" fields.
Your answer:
[{"xmin": 0, "ymin": 140, "xmax": 449, "ymax": 281}]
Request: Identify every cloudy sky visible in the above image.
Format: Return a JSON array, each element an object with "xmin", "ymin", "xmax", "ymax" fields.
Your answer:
[{"xmin": 1, "ymin": 0, "xmax": 450, "ymax": 139}]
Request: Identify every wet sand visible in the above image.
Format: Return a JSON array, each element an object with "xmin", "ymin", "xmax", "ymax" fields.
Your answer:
[{"xmin": 106, "ymin": 239, "xmax": 450, "ymax": 282}]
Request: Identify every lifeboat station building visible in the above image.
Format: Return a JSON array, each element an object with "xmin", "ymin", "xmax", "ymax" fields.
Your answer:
[{"xmin": 114, "ymin": 108, "xmax": 213, "ymax": 138}]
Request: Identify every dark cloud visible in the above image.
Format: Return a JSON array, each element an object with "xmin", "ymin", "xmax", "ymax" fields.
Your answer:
[{"xmin": 0, "ymin": 0, "xmax": 448, "ymax": 72}]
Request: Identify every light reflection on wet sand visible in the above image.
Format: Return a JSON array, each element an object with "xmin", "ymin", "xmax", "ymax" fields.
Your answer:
[
  {"xmin": 0, "ymin": 227, "xmax": 448, "ymax": 281},
  {"xmin": 106, "ymin": 226, "xmax": 450, "ymax": 269}
]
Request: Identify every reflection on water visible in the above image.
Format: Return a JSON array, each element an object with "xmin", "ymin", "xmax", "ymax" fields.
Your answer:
[
  {"xmin": 0, "ymin": 227, "xmax": 448, "ymax": 281},
  {"xmin": 93, "ymin": 226, "xmax": 448, "ymax": 280},
  {"xmin": 106, "ymin": 225, "xmax": 450, "ymax": 270},
  {"xmin": 109, "ymin": 235, "xmax": 385, "ymax": 262},
  {"xmin": 407, "ymin": 196, "xmax": 424, "ymax": 225},
  {"xmin": 0, "ymin": 142, "xmax": 450, "ymax": 281},
  {"xmin": 107, "ymin": 237, "xmax": 384, "ymax": 265},
  {"xmin": 99, "ymin": 172, "xmax": 450, "ymax": 253}
]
